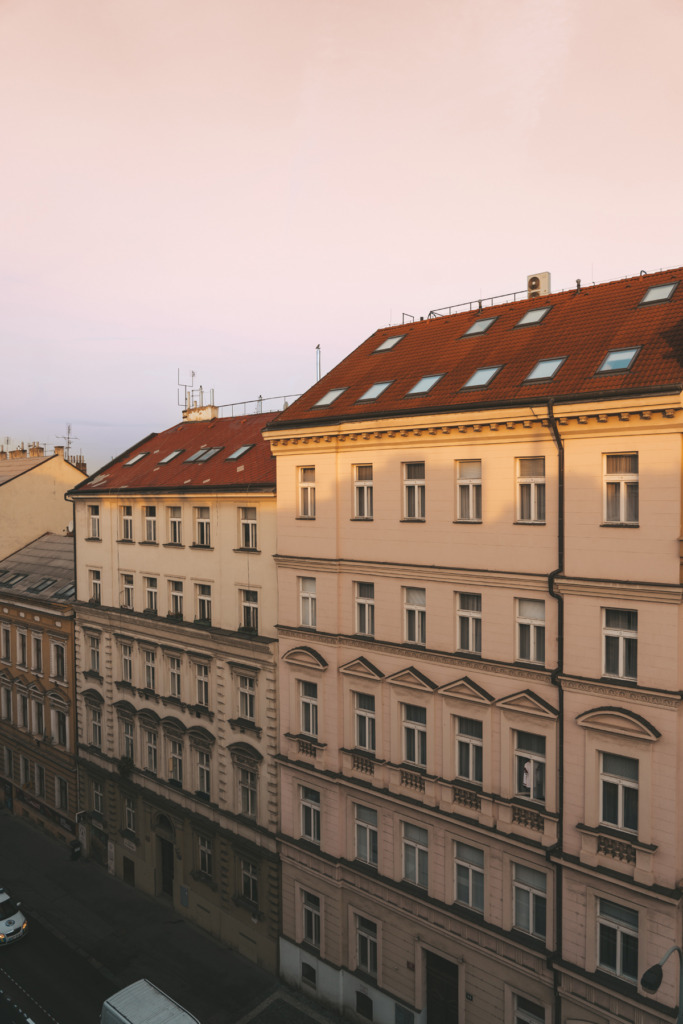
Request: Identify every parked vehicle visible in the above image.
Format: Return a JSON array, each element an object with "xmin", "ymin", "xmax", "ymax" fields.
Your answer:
[
  {"xmin": 0, "ymin": 886, "xmax": 27, "ymax": 945},
  {"xmin": 100, "ymin": 979, "xmax": 200, "ymax": 1024}
]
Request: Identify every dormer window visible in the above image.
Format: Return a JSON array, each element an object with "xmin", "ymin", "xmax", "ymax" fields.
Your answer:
[
  {"xmin": 516, "ymin": 307, "xmax": 551, "ymax": 327},
  {"xmin": 406, "ymin": 374, "xmax": 444, "ymax": 397},
  {"xmin": 185, "ymin": 447, "xmax": 222, "ymax": 463},
  {"xmin": 374, "ymin": 335, "xmax": 404, "ymax": 352},
  {"xmin": 525, "ymin": 357, "xmax": 565, "ymax": 382},
  {"xmin": 463, "ymin": 316, "xmax": 497, "ymax": 336},
  {"xmin": 313, "ymin": 388, "xmax": 347, "ymax": 408},
  {"xmin": 358, "ymin": 381, "xmax": 393, "ymax": 402},
  {"xmin": 158, "ymin": 450, "xmax": 184, "ymax": 464},
  {"xmin": 227, "ymin": 445, "xmax": 253, "ymax": 460},
  {"xmin": 597, "ymin": 347, "xmax": 640, "ymax": 374},
  {"xmin": 462, "ymin": 366, "xmax": 502, "ymax": 389},
  {"xmin": 124, "ymin": 452, "xmax": 148, "ymax": 466},
  {"xmin": 640, "ymin": 282, "xmax": 677, "ymax": 305}
]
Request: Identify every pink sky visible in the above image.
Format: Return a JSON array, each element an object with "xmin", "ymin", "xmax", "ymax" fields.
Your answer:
[{"xmin": 2, "ymin": 0, "xmax": 682, "ymax": 471}]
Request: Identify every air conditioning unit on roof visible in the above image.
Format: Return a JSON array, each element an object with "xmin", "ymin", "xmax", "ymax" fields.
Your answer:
[{"xmin": 527, "ymin": 272, "xmax": 551, "ymax": 299}]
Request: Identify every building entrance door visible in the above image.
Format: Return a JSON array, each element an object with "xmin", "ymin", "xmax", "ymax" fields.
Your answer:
[
  {"xmin": 426, "ymin": 952, "xmax": 458, "ymax": 1024},
  {"xmin": 158, "ymin": 837, "xmax": 174, "ymax": 896}
]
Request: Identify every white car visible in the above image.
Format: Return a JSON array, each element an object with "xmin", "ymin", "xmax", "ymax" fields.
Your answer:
[{"xmin": 0, "ymin": 887, "xmax": 27, "ymax": 945}]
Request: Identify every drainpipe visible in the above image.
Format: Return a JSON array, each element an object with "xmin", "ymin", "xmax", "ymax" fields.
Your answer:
[{"xmin": 546, "ymin": 398, "xmax": 565, "ymax": 1018}]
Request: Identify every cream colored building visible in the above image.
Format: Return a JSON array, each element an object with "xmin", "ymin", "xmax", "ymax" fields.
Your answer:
[
  {"xmin": 265, "ymin": 269, "xmax": 683, "ymax": 1023},
  {"xmin": 69, "ymin": 409, "xmax": 281, "ymax": 970}
]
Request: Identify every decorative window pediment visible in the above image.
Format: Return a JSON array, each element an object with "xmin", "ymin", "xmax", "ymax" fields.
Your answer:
[
  {"xmin": 282, "ymin": 646, "xmax": 328, "ymax": 671},
  {"xmin": 137, "ymin": 709, "xmax": 161, "ymax": 727},
  {"xmin": 576, "ymin": 706, "xmax": 660, "ymax": 741},
  {"xmin": 81, "ymin": 688, "xmax": 104, "ymax": 706},
  {"xmin": 113, "ymin": 699, "xmax": 136, "ymax": 716},
  {"xmin": 440, "ymin": 675, "xmax": 494, "ymax": 704},
  {"xmin": 188, "ymin": 725, "xmax": 215, "ymax": 747},
  {"xmin": 228, "ymin": 741, "xmax": 262, "ymax": 766},
  {"xmin": 161, "ymin": 715, "xmax": 187, "ymax": 735},
  {"xmin": 384, "ymin": 665, "xmax": 437, "ymax": 692},
  {"xmin": 339, "ymin": 656, "xmax": 383, "ymax": 681},
  {"xmin": 496, "ymin": 689, "xmax": 558, "ymax": 718}
]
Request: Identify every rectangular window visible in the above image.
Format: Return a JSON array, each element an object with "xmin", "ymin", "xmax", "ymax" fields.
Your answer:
[
  {"xmin": 242, "ymin": 860, "xmax": 258, "ymax": 904},
  {"xmin": 354, "ymin": 465, "xmax": 374, "ymax": 519},
  {"xmin": 239, "ymin": 675, "xmax": 255, "ymax": 720},
  {"xmin": 120, "ymin": 644, "xmax": 133, "ymax": 683},
  {"xmin": 89, "ymin": 569, "xmax": 101, "ymax": 604},
  {"xmin": 517, "ymin": 598, "xmax": 545, "ymax": 664},
  {"xmin": 123, "ymin": 720, "xmax": 134, "ymax": 759},
  {"xmin": 403, "ymin": 462, "xmax": 425, "ymax": 520},
  {"xmin": 302, "ymin": 891, "xmax": 321, "ymax": 948},
  {"xmin": 404, "ymin": 587, "xmax": 426, "ymax": 645},
  {"xmin": 88, "ymin": 635, "xmax": 100, "ymax": 673},
  {"xmin": 601, "ymin": 753, "xmax": 638, "ymax": 832},
  {"xmin": 88, "ymin": 504, "xmax": 100, "ymax": 539},
  {"xmin": 355, "ymin": 582, "xmax": 375, "ymax": 636},
  {"xmin": 403, "ymin": 704, "xmax": 427, "ymax": 767},
  {"xmin": 121, "ymin": 573, "xmax": 134, "ymax": 609},
  {"xmin": 239, "ymin": 768, "xmax": 257, "ymax": 816},
  {"xmin": 120, "ymin": 505, "xmax": 133, "ymax": 541},
  {"xmin": 597, "ymin": 899, "xmax": 638, "ymax": 981},
  {"xmin": 20, "ymin": 756, "xmax": 30, "ymax": 786},
  {"xmin": 240, "ymin": 589, "xmax": 259, "ymax": 632},
  {"xmin": 4, "ymin": 747, "xmax": 13, "ymax": 779},
  {"xmin": 517, "ymin": 457, "xmax": 546, "ymax": 523},
  {"xmin": 90, "ymin": 707, "xmax": 102, "ymax": 748},
  {"xmin": 144, "ymin": 650, "xmax": 156, "ymax": 690},
  {"xmin": 198, "ymin": 835, "xmax": 212, "ymax": 876},
  {"xmin": 196, "ymin": 663, "xmax": 209, "ymax": 706},
  {"xmin": 55, "ymin": 710, "xmax": 67, "ymax": 747},
  {"xmin": 455, "ymin": 842, "xmax": 484, "ymax": 911},
  {"xmin": 18, "ymin": 694, "xmax": 28, "ymax": 729},
  {"xmin": 34, "ymin": 764, "xmax": 45, "ymax": 798},
  {"xmin": 513, "ymin": 863, "xmax": 546, "ymax": 939},
  {"xmin": 169, "ymin": 739, "xmax": 183, "ymax": 784},
  {"xmin": 17, "ymin": 631, "xmax": 27, "ymax": 667},
  {"xmin": 1, "ymin": 687, "xmax": 11, "ymax": 722},
  {"xmin": 355, "ymin": 804, "xmax": 378, "ymax": 866},
  {"xmin": 457, "ymin": 717, "xmax": 483, "ymax": 785},
  {"xmin": 125, "ymin": 797, "xmax": 136, "ymax": 833},
  {"xmin": 169, "ymin": 579, "xmax": 183, "ymax": 617},
  {"xmin": 31, "ymin": 636, "xmax": 42, "ymax": 674},
  {"xmin": 1, "ymin": 626, "xmax": 10, "ymax": 662},
  {"xmin": 299, "ymin": 467, "xmax": 316, "ymax": 518},
  {"xmin": 515, "ymin": 995, "xmax": 546, "ymax": 1024},
  {"xmin": 196, "ymin": 584, "xmax": 211, "ymax": 623},
  {"xmin": 456, "ymin": 460, "xmax": 482, "ymax": 521},
  {"xmin": 92, "ymin": 781, "xmax": 103, "ymax": 815},
  {"xmin": 515, "ymin": 731, "xmax": 546, "ymax": 803},
  {"xmin": 457, "ymin": 593, "xmax": 481, "ymax": 654},
  {"xmin": 194, "ymin": 507, "xmax": 211, "ymax": 547},
  {"xmin": 146, "ymin": 730, "xmax": 158, "ymax": 773},
  {"xmin": 33, "ymin": 702, "xmax": 44, "ymax": 737},
  {"xmin": 56, "ymin": 776, "xmax": 68, "ymax": 811},
  {"xmin": 144, "ymin": 505, "xmax": 157, "ymax": 542},
  {"xmin": 300, "ymin": 577, "xmax": 317, "ymax": 628},
  {"xmin": 300, "ymin": 681, "xmax": 318, "ymax": 737},
  {"xmin": 355, "ymin": 693, "xmax": 376, "ymax": 752},
  {"xmin": 169, "ymin": 656, "xmax": 181, "ymax": 698},
  {"xmin": 52, "ymin": 642, "xmax": 66, "ymax": 681},
  {"xmin": 197, "ymin": 750, "xmax": 211, "ymax": 796},
  {"xmin": 403, "ymin": 822, "xmax": 428, "ymax": 888},
  {"xmin": 603, "ymin": 609, "xmax": 637, "ymax": 680},
  {"xmin": 168, "ymin": 506, "xmax": 182, "ymax": 545},
  {"xmin": 301, "ymin": 786, "xmax": 321, "ymax": 843},
  {"xmin": 356, "ymin": 916, "xmax": 378, "ymax": 976},
  {"xmin": 240, "ymin": 507, "xmax": 257, "ymax": 549},
  {"xmin": 144, "ymin": 577, "xmax": 158, "ymax": 613},
  {"xmin": 604, "ymin": 454, "xmax": 638, "ymax": 524}
]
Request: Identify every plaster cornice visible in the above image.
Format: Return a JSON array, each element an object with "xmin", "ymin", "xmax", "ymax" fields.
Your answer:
[{"xmin": 555, "ymin": 576, "xmax": 683, "ymax": 604}]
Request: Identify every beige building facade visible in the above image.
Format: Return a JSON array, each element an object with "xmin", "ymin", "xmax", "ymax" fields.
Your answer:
[
  {"xmin": 0, "ymin": 447, "xmax": 86, "ymax": 559},
  {"xmin": 265, "ymin": 269, "xmax": 683, "ymax": 1024}
]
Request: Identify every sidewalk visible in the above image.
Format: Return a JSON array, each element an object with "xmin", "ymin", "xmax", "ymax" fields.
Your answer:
[{"xmin": 0, "ymin": 810, "xmax": 339, "ymax": 1024}]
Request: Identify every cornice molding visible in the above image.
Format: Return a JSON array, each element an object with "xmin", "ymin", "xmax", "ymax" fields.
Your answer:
[
  {"xmin": 555, "ymin": 577, "xmax": 683, "ymax": 604},
  {"xmin": 560, "ymin": 675, "xmax": 680, "ymax": 708}
]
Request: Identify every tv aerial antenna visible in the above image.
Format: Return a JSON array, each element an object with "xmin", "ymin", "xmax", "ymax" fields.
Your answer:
[{"xmin": 56, "ymin": 424, "xmax": 79, "ymax": 460}]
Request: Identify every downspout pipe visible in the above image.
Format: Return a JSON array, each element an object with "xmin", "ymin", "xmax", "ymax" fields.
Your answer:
[{"xmin": 546, "ymin": 398, "xmax": 565, "ymax": 1013}]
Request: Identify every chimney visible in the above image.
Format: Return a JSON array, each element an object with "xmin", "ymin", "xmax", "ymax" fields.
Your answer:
[
  {"xmin": 54, "ymin": 445, "xmax": 65, "ymax": 457},
  {"xmin": 29, "ymin": 444, "xmax": 44, "ymax": 457},
  {"xmin": 0, "ymin": 449, "xmax": 7, "ymax": 461},
  {"xmin": 10, "ymin": 446, "xmax": 26, "ymax": 459},
  {"xmin": 182, "ymin": 404, "xmax": 219, "ymax": 423}
]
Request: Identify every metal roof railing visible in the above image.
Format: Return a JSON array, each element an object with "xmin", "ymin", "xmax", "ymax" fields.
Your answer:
[{"xmin": 428, "ymin": 290, "xmax": 528, "ymax": 319}]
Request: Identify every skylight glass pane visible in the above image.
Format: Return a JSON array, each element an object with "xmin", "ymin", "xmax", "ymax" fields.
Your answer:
[
  {"xmin": 462, "ymin": 366, "xmax": 502, "ymax": 389},
  {"xmin": 54, "ymin": 584, "xmax": 75, "ymax": 599},
  {"xmin": 358, "ymin": 381, "xmax": 393, "ymax": 401},
  {"xmin": 374, "ymin": 335, "xmax": 404, "ymax": 352},
  {"xmin": 406, "ymin": 374, "xmax": 444, "ymax": 396},
  {"xmin": 516, "ymin": 307, "xmax": 551, "ymax": 327},
  {"xmin": 525, "ymin": 357, "xmax": 565, "ymax": 382},
  {"xmin": 464, "ymin": 317, "xmax": 497, "ymax": 336},
  {"xmin": 185, "ymin": 447, "xmax": 221, "ymax": 463},
  {"xmin": 124, "ymin": 453, "xmax": 148, "ymax": 465},
  {"xmin": 313, "ymin": 388, "xmax": 347, "ymax": 407},
  {"xmin": 227, "ymin": 445, "xmax": 253, "ymax": 460},
  {"xmin": 158, "ymin": 450, "xmax": 183, "ymax": 464},
  {"xmin": 29, "ymin": 578, "xmax": 56, "ymax": 593},
  {"xmin": 598, "ymin": 347, "xmax": 639, "ymax": 373},
  {"xmin": 641, "ymin": 282, "xmax": 677, "ymax": 305}
]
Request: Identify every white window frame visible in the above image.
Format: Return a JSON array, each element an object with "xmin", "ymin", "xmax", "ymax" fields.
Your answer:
[
  {"xmin": 455, "ymin": 841, "xmax": 484, "ymax": 912},
  {"xmin": 239, "ymin": 674, "xmax": 255, "ymax": 721},
  {"xmin": 239, "ymin": 767, "xmax": 257, "ymax": 816},
  {"xmin": 196, "ymin": 584, "xmax": 211, "ymax": 623},
  {"xmin": 456, "ymin": 716, "xmax": 483, "ymax": 785},
  {"xmin": 88, "ymin": 634, "xmax": 100, "ymax": 674},
  {"xmin": 195, "ymin": 663, "xmax": 209, "ymax": 706},
  {"xmin": 456, "ymin": 460, "xmax": 482, "ymax": 522},
  {"xmin": 299, "ymin": 467, "xmax": 316, "ymax": 518},
  {"xmin": 144, "ymin": 649, "xmax": 156, "ymax": 690},
  {"xmin": 144, "ymin": 505, "xmax": 157, "ymax": 542},
  {"xmin": 144, "ymin": 576, "xmax": 158, "ymax": 613},
  {"xmin": 88, "ymin": 504, "xmax": 100, "ymax": 539},
  {"xmin": 34, "ymin": 763, "xmax": 45, "ymax": 798},
  {"xmin": 197, "ymin": 750, "xmax": 211, "ymax": 797},
  {"xmin": 121, "ymin": 573, "xmax": 134, "ymax": 609},
  {"xmin": 198, "ymin": 834, "xmax": 213, "ymax": 876},
  {"xmin": 403, "ymin": 704, "xmax": 427, "ymax": 768},
  {"xmin": 356, "ymin": 915, "xmax": 378, "ymax": 976},
  {"xmin": 403, "ymin": 822, "xmax": 428, "ymax": 888},
  {"xmin": 240, "ymin": 589, "xmax": 259, "ymax": 632},
  {"xmin": 517, "ymin": 457, "xmax": 546, "ymax": 523},
  {"xmin": 169, "ymin": 738, "xmax": 183, "ymax": 784},
  {"xmin": 354, "ymin": 464, "xmax": 374, "ymax": 519},
  {"xmin": 403, "ymin": 462, "xmax": 425, "ymax": 520},
  {"xmin": 604, "ymin": 453, "xmax": 638, "ymax": 524},
  {"xmin": 194, "ymin": 506, "xmax": 211, "ymax": 547},
  {"xmin": 241, "ymin": 859, "xmax": 258, "ymax": 904},
  {"xmin": 90, "ymin": 706, "xmax": 102, "ymax": 748},
  {"xmin": 517, "ymin": 598, "xmax": 545, "ymax": 664},
  {"xmin": 146, "ymin": 729, "xmax": 158, "ymax": 773},
  {"xmin": 169, "ymin": 579, "xmax": 183, "ymax": 617},
  {"xmin": 300, "ymin": 681, "xmax": 318, "ymax": 736},
  {"xmin": 302, "ymin": 890, "xmax": 321, "ymax": 948},
  {"xmin": 17, "ymin": 630, "xmax": 27, "ymax": 667},
  {"xmin": 600, "ymin": 752, "xmax": 638, "ymax": 833},
  {"xmin": 240, "ymin": 506, "xmax": 257, "ymax": 549},
  {"xmin": 597, "ymin": 898, "xmax": 639, "ymax": 981},
  {"xmin": 120, "ymin": 643, "xmax": 133, "ymax": 683},
  {"xmin": 51, "ymin": 641, "xmax": 66, "ymax": 681},
  {"xmin": 89, "ymin": 569, "xmax": 101, "ymax": 604},
  {"xmin": 603, "ymin": 608, "xmax": 637, "ymax": 680},
  {"xmin": 355, "ymin": 692, "xmax": 376, "ymax": 752},
  {"xmin": 92, "ymin": 781, "xmax": 103, "ymax": 815},
  {"xmin": 514, "ymin": 995, "xmax": 546, "ymax": 1024},
  {"xmin": 54, "ymin": 708, "xmax": 68, "ymax": 747},
  {"xmin": 55, "ymin": 776, "xmax": 68, "ymax": 811},
  {"xmin": 515, "ymin": 731, "xmax": 546, "ymax": 803},
  {"xmin": 457, "ymin": 592, "xmax": 481, "ymax": 654},
  {"xmin": 168, "ymin": 506, "xmax": 182, "ymax": 545},
  {"xmin": 404, "ymin": 587, "xmax": 426, "ymax": 645},
  {"xmin": 122, "ymin": 719, "xmax": 134, "ymax": 759},
  {"xmin": 355, "ymin": 804, "xmax": 378, "ymax": 866},
  {"xmin": 301, "ymin": 786, "xmax": 321, "ymax": 843},
  {"xmin": 355, "ymin": 582, "xmax": 375, "ymax": 636},
  {"xmin": 513, "ymin": 862, "xmax": 547, "ymax": 940},
  {"xmin": 299, "ymin": 577, "xmax": 317, "ymax": 628},
  {"xmin": 124, "ymin": 797, "xmax": 136, "ymax": 833},
  {"xmin": 169, "ymin": 656, "xmax": 181, "ymax": 698},
  {"xmin": 120, "ymin": 504, "xmax": 133, "ymax": 541},
  {"xmin": 1, "ymin": 625, "xmax": 10, "ymax": 662}
]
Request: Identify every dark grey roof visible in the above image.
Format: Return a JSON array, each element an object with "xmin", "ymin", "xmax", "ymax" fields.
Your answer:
[{"xmin": 0, "ymin": 533, "xmax": 75, "ymax": 604}]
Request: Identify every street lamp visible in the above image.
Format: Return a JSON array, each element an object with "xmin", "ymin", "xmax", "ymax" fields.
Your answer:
[{"xmin": 641, "ymin": 946, "xmax": 683, "ymax": 1024}]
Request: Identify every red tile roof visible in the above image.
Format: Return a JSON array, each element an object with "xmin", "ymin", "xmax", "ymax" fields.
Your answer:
[
  {"xmin": 268, "ymin": 267, "xmax": 683, "ymax": 429},
  {"xmin": 72, "ymin": 413, "xmax": 277, "ymax": 495}
]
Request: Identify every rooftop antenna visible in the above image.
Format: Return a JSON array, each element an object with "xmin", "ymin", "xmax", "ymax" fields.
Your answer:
[
  {"xmin": 315, "ymin": 345, "xmax": 321, "ymax": 382},
  {"xmin": 56, "ymin": 424, "xmax": 78, "ymax": 460}
]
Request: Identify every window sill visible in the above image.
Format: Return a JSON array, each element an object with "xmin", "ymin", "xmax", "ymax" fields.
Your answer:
[
  {"xmin": 190, "ymin": 870, "xmax": 217, "ymax": 890},
  {"xmin": 166, "ymin": 613, "xmax": 183, "ymax": 621},
  {"xmin": 84, "ymin": 537, "xmax": 101, "ymax": 542},
  {"xmin": 190, "ymin": 544, "xmax": 214, "ymax": 551},
  {"xmin": 576, "ymin": 822, "xmax": 655, "ymax": 851},
  {"xmin": 232, "ymin": 894, "xmax": 262, "ymax": 917},
  {"xmin": 142, "ymin": 608, "xmax": 158, "ymax": 617},
  {"xmin": 162, "ymin": 542, "xmax": 185, "ymax": 548},
  {"xmin": 514, "ymin": 659, "xmax": 545, "ymax": 669},
  {"xmin": 116, "ymin": 539, "xmax": 134, "ymax": 545},
  {"xmin": 453, "ymin": 519, "xmax": 482, "ymax": 525},
  {"xmin": 82, "ymin": 670, "xmax": 103, "ymax": 681},
  {"xmin": 350, "ymin": 517, "xmax": 374, "ymax": 523},
  {"xmin": 400, "ymin": 518, "xmax": 425, "ymax": 524},
  {"xmin": 228, "ymin": 717, "xmax": 262, "ymax": 738},
  {"xmin": 600, "ymin": 523, "xmax": 639, "ymax": 528},
  {"xmin": 233, "ymin": 547, "xmax": 261, "ymax": 554},
  {"xmin": 456, "ymin": 648, "xmax": 481, "ymax": 658},
  {"xmin": 194, "ymin": 790, "xmax": 211, "ymax": 803},
  {"xmin": 513, "ymin": 520, "xmax": 546, "ymax": 526},
  {"xmin": 139, "ymin": 541, "xmax": 158, "ymax": 546},
  {"xmin": 295, "ymin": 516, "xmax": 316, "ymax": 521},
  {"xmin": 600, "ymin": 675, "xmax": 637, "ymax": 686},
  {"xmin": 193, "ymin": 618, "xmax": 212, "ymax": 628}
]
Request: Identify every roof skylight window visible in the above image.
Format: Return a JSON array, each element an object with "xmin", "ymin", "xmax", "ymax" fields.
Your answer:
[
  {"xmin": 406, "ymin": 374, "xmax": 444, "ymax": 396},
  {"xmin": 464, "ymin": 316, "xmax": 497, "ymax": 336},
  {"xmin": 525, "ymin": 357, "xmax": 566, "ymax": 382},
  {"xmin": 124, "ymin": 452, "xmax": 148, "ymax": 466},
  {"xmin": 226, "ymin": 445, "xmax": 253, "ymax": 460},
  {"xmin": 158, "ymin": 450, "xmax": 184, "ymax": 464},
  {"xmin": 313, "ymin": 388, "xmax": 347, "ymax": 408},
  {"xmin": 597, "ymin": 347, "xmax": 640, "ymax": 373},
  {"xmin": 53, "ymin": 583, "xmax": 76, "ymax": 600},
  {"xmin": 462, "ymin": 366, "xmax": 502, "ymax": 389},
  {"xmin": 358, "ymin": 381, "xmax": 393, "ymax": 402},
  {"xmin": 3, "ymin": 573, "xmax": 27, "ymax": 588},
  {"xmin": 640, "ymin": 282, "xmax": 678, "ymax": 305},
  {"xmin": 28, "ymin": 577, "xmax": 57, "ymax": 593},
  {"xmin": 374, "ymin": 335, "xmax": 404, "ymax": 352},
  {"xmin": 185, "ymin": 447, "xmax": 222, "ymax": 463},
  {"xmin": 516, "ymin": 307, "xmax": 551, "ymax": 327}
]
